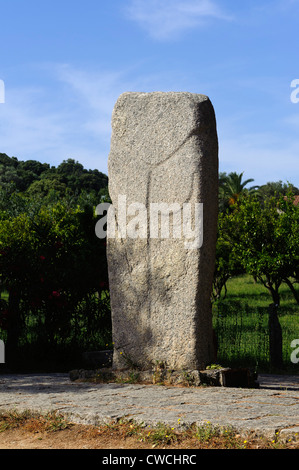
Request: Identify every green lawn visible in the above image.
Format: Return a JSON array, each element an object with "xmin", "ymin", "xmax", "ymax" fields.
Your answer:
[{"xmin": 212, "ymin": 274, "xmax": 299, "ymax": 373}]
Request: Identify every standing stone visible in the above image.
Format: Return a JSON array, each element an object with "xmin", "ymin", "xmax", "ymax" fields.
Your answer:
[{"xmin": 107, "ymin": 92, "xmax": 218, "ymax": 371}]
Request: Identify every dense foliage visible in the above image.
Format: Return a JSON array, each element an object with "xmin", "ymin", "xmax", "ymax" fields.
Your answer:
[
  {"xmin": 0, "ymin": 154, "xmax": 109, "ymax": 370},
  {"xmin": 215, "ymin": 174, "xmax": 299, "ymax": 368},
  {"xmin": 0, "ymin": 153, "xmax": 108, "ymax": 201},
  {"xmin": 215, "ymin": 173, "xmax": 299, "ymax": 301}
]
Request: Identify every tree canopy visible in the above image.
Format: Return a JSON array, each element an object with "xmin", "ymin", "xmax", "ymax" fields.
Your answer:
[{"xmin": 0, "ymin": 153, "xmax": 108, "ymax": 201}]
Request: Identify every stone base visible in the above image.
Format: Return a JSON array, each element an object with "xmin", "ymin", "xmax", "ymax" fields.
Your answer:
[
  {"xmin": 69, "ymin": 366, "xmax": 259, "ymax": 389},
  {"xmin": 201, "ymin": 368, "xmax": 259, "ymax": 388},
  {"xmin": 81, "ymin": 350, "xmax": 113, "ymax": 369}
]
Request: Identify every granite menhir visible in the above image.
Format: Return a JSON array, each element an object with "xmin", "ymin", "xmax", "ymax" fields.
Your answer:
[{"xmin": 107, "ymin": 92, "xmax": 218, "ymax": 371}]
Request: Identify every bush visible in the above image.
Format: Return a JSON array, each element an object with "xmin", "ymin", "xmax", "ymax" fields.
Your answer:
[{"xmin": 0, "ymin": 198, "xmax": 110, "ymax": 371}]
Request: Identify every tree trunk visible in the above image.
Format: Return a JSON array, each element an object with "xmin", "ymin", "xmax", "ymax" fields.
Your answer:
[
  {"xmin": 283, "ymin": 278, "xmax": 299, "ymax": 305},
  {"xmin": 268, "ymin": 303, "xmax": 283, "ymax": 369},
  {"xmin": 6, "ymin": 289, "xmax": 21, "ymax": 368}
]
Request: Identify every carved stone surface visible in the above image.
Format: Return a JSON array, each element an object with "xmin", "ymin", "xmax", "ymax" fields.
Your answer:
[{"xmin": 107, "ymin": 92, "xmax": 218, "ymax": 371}]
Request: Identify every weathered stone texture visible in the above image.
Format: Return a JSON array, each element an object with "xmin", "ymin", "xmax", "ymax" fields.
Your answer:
[{"xmin": 107, "ymin": 92, "xmax": 218, "ymax": 371}]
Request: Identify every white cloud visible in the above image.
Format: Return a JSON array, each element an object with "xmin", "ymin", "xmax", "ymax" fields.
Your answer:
[
  {"xmin": 0, "ymin": 69, "xmax": 116, "ymax": 172},
  {"xmin": 125, "ymin": 0, "xmax": 232, "ymax": 40},
  {"xmin": 1, "ymin": 62, "xmax": 297, "ymax": 186},
  {"xmin": 0, "ymin": 63, "xmax": 179, "ymax": 173},
  {"xmin": 54, "ymin": 64, "xmax": 125, "ymax": 138},
  {"xmin": 0, "ymin": 86, "xmax": 69, "ymax": 160}
]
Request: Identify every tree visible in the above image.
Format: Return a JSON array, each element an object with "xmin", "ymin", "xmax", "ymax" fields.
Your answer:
[
  {"xmin": 18, "ymin": 159, "xmax": 50, "ymax": 176},
  {"xmin": 0, "ymin": 153, "xmax": 108, "ymax": 202},
  {"xmin": 219, "ymin": 171, "xmax": 259, "ymax": 211},
  {"xmin": 257, "ymin": 181, "xmax": 299, "ymax": 201},
  {"xmin": 212, "ymin": 211, "xmax": 244, "ymax": 301},
  {"xmin": 27, "ymin": 174, "xmax": 67, "ymax": 198},
  {"xmin": 0, "ymin": 199, "xmax": 109, "ymax": 368},
  {"xmin": 56, "ymin": 158, "xmax": 108, "ymax": 196},
  {"xmin": 225, "ymin": 192, "xmax": 299, "ymax": 368}
]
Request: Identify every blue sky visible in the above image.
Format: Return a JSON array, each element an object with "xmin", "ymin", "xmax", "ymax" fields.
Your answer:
[{"xmin": 0, "ymin": 0, "xmax": 298, "ymax": 187}]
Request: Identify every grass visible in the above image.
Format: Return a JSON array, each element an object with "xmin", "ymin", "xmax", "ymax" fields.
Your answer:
[
  {"xmin": 0, "ymin": 410, "xmax": 71, "ymax": 434},
  {"xmin": 68, "ymin": 418, "xmax": 299, "ymax": 449},
  {"xmin": 0, "ymin": 411, "xmax": 298, "ymax": 449},
  {"xmin": 213, "ymin": 274, "xmax": 299, "ymax": 372}
]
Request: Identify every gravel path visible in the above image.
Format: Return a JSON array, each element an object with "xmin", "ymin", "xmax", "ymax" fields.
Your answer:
[{"xmin": 0, "ymin": 373, "xmax": 299, "ymax": 440}]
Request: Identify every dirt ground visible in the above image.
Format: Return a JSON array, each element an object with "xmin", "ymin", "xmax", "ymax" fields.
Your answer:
[
  {"xmin": 0, "ymin": 421, "xmax": 298, "ymax": 450},
  {"xmin": 0, "ymin": 424, "xmax": 210, "ymax": 450},
  {"xmin": 0, "ymin": 425, "xmax": 146, "ymax": 449}
]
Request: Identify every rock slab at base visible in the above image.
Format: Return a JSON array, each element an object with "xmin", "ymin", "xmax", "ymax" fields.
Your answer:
[
  {"xmin": 82, "ymin": 350, "xmax": 113, "ymax": 369},
  {"xmin": 69, "ymin": 367, "xmax": 259, "ymax": 389},
  {"xmin": 107, "ymin": 92, "xmax": 219, "ymax": 371}
]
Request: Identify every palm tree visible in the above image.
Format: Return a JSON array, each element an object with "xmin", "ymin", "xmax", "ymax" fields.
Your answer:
[{"xmin": 219, "ymin": 172, "xmax": 259, "ymax": 210}]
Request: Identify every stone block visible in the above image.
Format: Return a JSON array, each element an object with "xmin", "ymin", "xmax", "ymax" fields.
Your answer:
[
  {"xmin": 107, "ymin": 92, "xmax": 218, "ymax": 371},
  {"xmin": 82, "ymin": 350, "xmax": 113, "ymax": 369}
]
